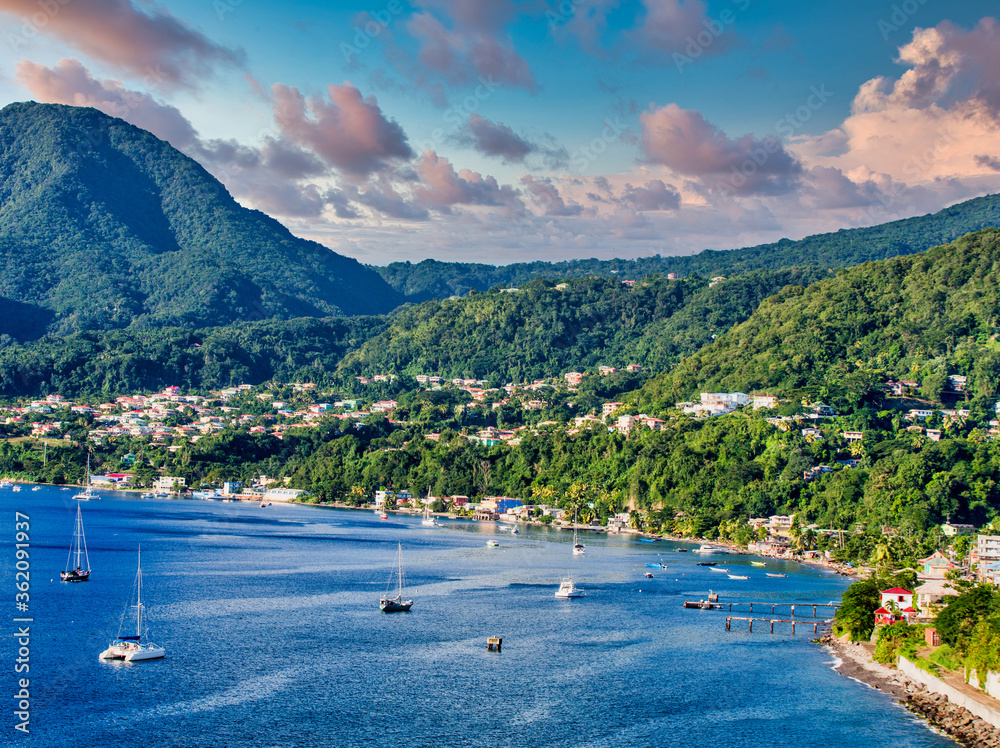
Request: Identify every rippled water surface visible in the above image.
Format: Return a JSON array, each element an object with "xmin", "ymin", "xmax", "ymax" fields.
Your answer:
[{"xmin": 2, "ymin": 489, "xmax": 955, "ymax": 747}]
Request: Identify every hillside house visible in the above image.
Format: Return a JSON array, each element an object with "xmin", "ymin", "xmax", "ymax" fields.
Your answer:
[
  {"xmin": 752, "ymin": 395, "xmax": 778, "ymax": 410},
  {"xmin": 917, "ymin": 551, "xmax": 957, "ymax": 580},
  {"xmin": 874, "ymin": 587, "xmax": 917, "ymax": 625},
  {"xmin": 602, "ymin": 402, "xmax": 623, "ymax": 418},
  {"xmin": 915, "ymin": 580, "xmax": 959, "ymax": 613},
  {"xmin": 941, "ymin": 522, "xmax": 975, "ymax": 537}
]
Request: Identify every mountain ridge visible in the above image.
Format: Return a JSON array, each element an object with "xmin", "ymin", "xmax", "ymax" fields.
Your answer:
[{"xmin": 0, "ymin": 101, "xmax": 402, "ymax": 339}]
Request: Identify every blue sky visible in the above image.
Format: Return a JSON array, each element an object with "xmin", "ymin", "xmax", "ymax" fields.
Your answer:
[{"xmin": 1, "ymin": 0, "xmax": 998, "ymax": 264}]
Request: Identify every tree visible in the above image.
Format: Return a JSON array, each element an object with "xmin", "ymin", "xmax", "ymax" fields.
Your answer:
[{"xmin": 835, "ymin": 578, "xmax": 881, "ymax": 641}]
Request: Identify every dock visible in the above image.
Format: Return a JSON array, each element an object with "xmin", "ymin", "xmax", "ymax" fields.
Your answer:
[
  {"xmin": 722, "ymin": 601, "xmax": 838, "ymax": 617},
  {"xmin": 725, "ymin": 616, "xmax": 833, "ymax": 634},
  {"xmin": 682, "ymin": 600, "xmax": 838, "ymax": 617}
]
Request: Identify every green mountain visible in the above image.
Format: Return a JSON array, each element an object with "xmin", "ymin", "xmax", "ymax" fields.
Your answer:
[
  {"xmin": 337, "ymin": 268, "xmax": 829, "ymax": 382},
  {"xmin": 636, "ymin": 229, "xmax": 1000, "ymax": 412},
  {"xmin": 0, "ymin": 101, "xmax": 401, "ymax": 338},
  {"xmin": 377, "ymin": 193, "xmax": 1000, "ymax": 301}
]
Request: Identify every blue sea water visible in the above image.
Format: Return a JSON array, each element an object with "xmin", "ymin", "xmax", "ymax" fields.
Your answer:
[{"xmin": 1, "ymin": 488, "xmax": 955, "ymax": 748}]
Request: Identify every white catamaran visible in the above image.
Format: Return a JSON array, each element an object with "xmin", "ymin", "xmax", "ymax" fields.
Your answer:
[
  {"xmin": 380, "ymin": 542, "xmax": 413, "ymax": 612},
  {"xmin": 99, "ymin": 547, "xmax": 165, "ymax": 662},
  {"xmin": 60, "ymin": 504, "xmax": 91, "ymax": 582}
]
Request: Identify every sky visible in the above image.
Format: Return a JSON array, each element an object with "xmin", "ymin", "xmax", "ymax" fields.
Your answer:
[{"xmin": 0, "ymin": 0, "xmax": 999, "ymax": 266}]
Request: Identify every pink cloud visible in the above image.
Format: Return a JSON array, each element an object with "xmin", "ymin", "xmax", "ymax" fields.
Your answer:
[
  {"xmin": 15, "ymin": 58, "xmax": 358, "ymax": 219},
  {"xmin": 630, "ymin": 0, "xmax": 737, "ymax": 58},
  {"xmin": 406, "ymin": 9, "xmax": 536, "ymax": 92},
  {"xmin": 414, "ymin": 150, "xmax": 523, "ymax": 210},
  {"xmin": 640, "ymin": 103, "xmax": 801, "ymax": 195},
  {"xmin": 797, "ymin": 19, "xmax": 1000, "ymax": 189},
  {"xmin": 520, "ymin": 175, "xmax": 583, "ymax": 216},
  {"xmin": 15, "ymin": 57, "xmax": 200, "ymax": 148},
  {"xmin": 0, "ymin": 0, "xmax": 243, "ymax": 88},
  {"xmin": 622, "ymin": 179, "xmax": 681, "ymax": 211},
  {"xmin": 458, "ymin": 114, "xmax": 534, "ymax": 162},
  {"xmin": 272, "ymin": 82, "xmax": 413, "ymax": 178}
]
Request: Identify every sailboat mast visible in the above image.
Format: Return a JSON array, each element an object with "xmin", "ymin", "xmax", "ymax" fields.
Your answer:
[
  {"xmin": 74, "ymin": 506, "xmax": 82, "ymax": 568},
  {"xmin": 136, "ymin": 546, "xmax": 143, "ymax": 639},
  {"xmin": 397, "ymin": 543, "xmax": 403, "ymax": 598}
]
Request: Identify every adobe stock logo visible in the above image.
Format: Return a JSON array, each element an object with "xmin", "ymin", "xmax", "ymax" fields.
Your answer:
[
  {"xmin": 673, "ymin": 0, "xmax": 751, "ymax": 72},
  {"xmin": 724, "ymin": 85, "xmax": 833, "ymax": 194},
  {"xmin": 340, "ymin": 0, "xmax": 405, "ymax": 62}
]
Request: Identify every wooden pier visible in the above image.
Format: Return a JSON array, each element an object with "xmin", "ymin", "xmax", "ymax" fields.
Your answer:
[
  {"xmin": 725, "ymin": 616, "xmax": 833, "ymax": 634},
  {"xmin": 721, "ymin": 601, "xmax": 838, "ymax": 617},
  {"xmin": 683, "ymin": 600, "xmax": 838, "ymax": 617}
]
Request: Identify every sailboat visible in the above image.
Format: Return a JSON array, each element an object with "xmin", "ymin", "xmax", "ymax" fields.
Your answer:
[
  {"xmin": 60, "ymin": 504, "xmax": 91, "ymax": 582},
  {"xmin": 420, "ymin": 495, "xmax": 439, "ymax": 527},
  {"xmin": 572, "ymin": 508, "xmax": 585, "ymax": 555},
  {"xmin": 380, "ymin": 542, "xmax": 413, "ymax": 612},
  {"xmin": 73, "ymin": 454, "xmax": 98, "ymax": 501},
  {"xmin": 99, "ymin": 547, "xmax": 165, "ymax": 662}
]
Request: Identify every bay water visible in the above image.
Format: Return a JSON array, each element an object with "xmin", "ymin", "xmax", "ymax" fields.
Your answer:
[{"xmin": 2, "ymin": 488, "xmax": 955, "ymax": 747}]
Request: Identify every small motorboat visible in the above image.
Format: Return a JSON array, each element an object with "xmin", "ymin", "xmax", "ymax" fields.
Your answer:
[
  {"xmin": 487, "ymin": 540, "xmax": 499, "ymax": 547},
  {"xmin": 640, "ymin": 538, "xmax": 656, "ymax": 543},
  {"xmin": 708, "ymin": 567, "xmax": 729, "ymax": 573},
  {"xmin": 765, "ymin": 573, "xmax": 787, "ymax": 578},
  {"xmin": 728, "ymin": 574, "xmax": 749, "ymax": 580},
  {"xmin": 676, "ymin": 548, "xmax": 688, "ymax": 552},
  {"xmin": 644, "ymin": 572, "xmax": 654, "ymax": 578},
  {"xmin": 646, "ymin": 563, "xmax": 663, "ymax": 569},
  {"xmin": 696, "ymin": 562, "xmax": 716, "ymax": 567},
  {"xmin": 751, "ymin": 561, "xmax": 766, "ymax": 567},
  {"xmin": 555, "ymin": 578, "xmax": 584, "ymax": 598}
]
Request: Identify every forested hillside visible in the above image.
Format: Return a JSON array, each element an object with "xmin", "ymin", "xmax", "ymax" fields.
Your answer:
[
  {"xmin": 636, "ymin": 229, "xmax": 1000, "ymax": 412},
  {"xmin": 338, "ymin": 267, "xmax": 828, "ymax": 382},
  {"xmin": 376, "ymin": 194, "xmax": 1000, "ymax": 300},
  {"xmin": 0, "ymin": 101, "xmax": 402, "ymax": 338},
  {"xmin": 0, "ymin": 317, "xmax": 387, "ymax": 397}
]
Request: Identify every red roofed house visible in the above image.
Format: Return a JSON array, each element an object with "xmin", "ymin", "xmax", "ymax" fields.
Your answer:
[{"xmin": 875, "ymin": 587, "xmax": 918, "ymax": 625}]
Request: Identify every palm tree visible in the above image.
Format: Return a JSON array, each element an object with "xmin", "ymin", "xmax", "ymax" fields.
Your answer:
[{"xmin": 871, "ymin": 536, "xmax": 895, "ymax": 567}]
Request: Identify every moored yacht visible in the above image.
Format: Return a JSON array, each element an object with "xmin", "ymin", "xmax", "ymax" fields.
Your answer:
[{"xmin": 99, "ymin": 547, "xmax": 165, "ymax": 662}]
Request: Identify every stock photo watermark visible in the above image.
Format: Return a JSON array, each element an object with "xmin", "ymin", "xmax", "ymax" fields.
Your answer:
[
  {"xmin": 724, "ymin": 84, "xmax": 833, "ymax": 194},
  {"xmin": 861, "ymin": 125, "xmax": 957, "ymax": 222},
  {"xmin": 570, "ymin": 117, "xmax": 629, "ymax": 171},
  {"xmin": 673, "ymin": 0, "xmax": 751, "ymax": 72},
  {"xmin": 877, "ymin": 0, "xmax": 932, "ymax": 40},
  {"xmin": 6, "ymin": 0, "xmax": 71, "ymax": 52},
  {"xmin": 340, "ymin": 0, "xmax": 405, "ymax": 63},
  {"xmin": 12, "ymin": 512, "xmax": 32, "ymax": 735},
  {"xmin": 214, "ymin": 0, "xmax": 244, "ymax": 22},
  {"xmin": 411, "ymin": 76, "xmax": 502, "ymax": 154}
]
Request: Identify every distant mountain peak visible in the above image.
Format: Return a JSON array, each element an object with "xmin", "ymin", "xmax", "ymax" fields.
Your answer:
[{"xmin": 0, "ymin": 101, "xmax": 401, "ymax": 339}]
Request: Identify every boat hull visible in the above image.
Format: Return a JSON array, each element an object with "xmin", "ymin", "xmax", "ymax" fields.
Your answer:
[
  {"xmin": 380, "ymin": 599, "xmax": 413, "ymax": 612},
  {"xmin": 99, "ymin": 642, "xmax": 165, "ymax": 661},
  {"xmin": 60, "ymin": 569, "xmax": 90, "ymax": 582}
]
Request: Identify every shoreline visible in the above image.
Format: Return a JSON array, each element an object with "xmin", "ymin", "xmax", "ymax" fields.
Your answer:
[{"xmin": 822, "ymin": 634, "xmax": 1000, "ymax": 746}]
